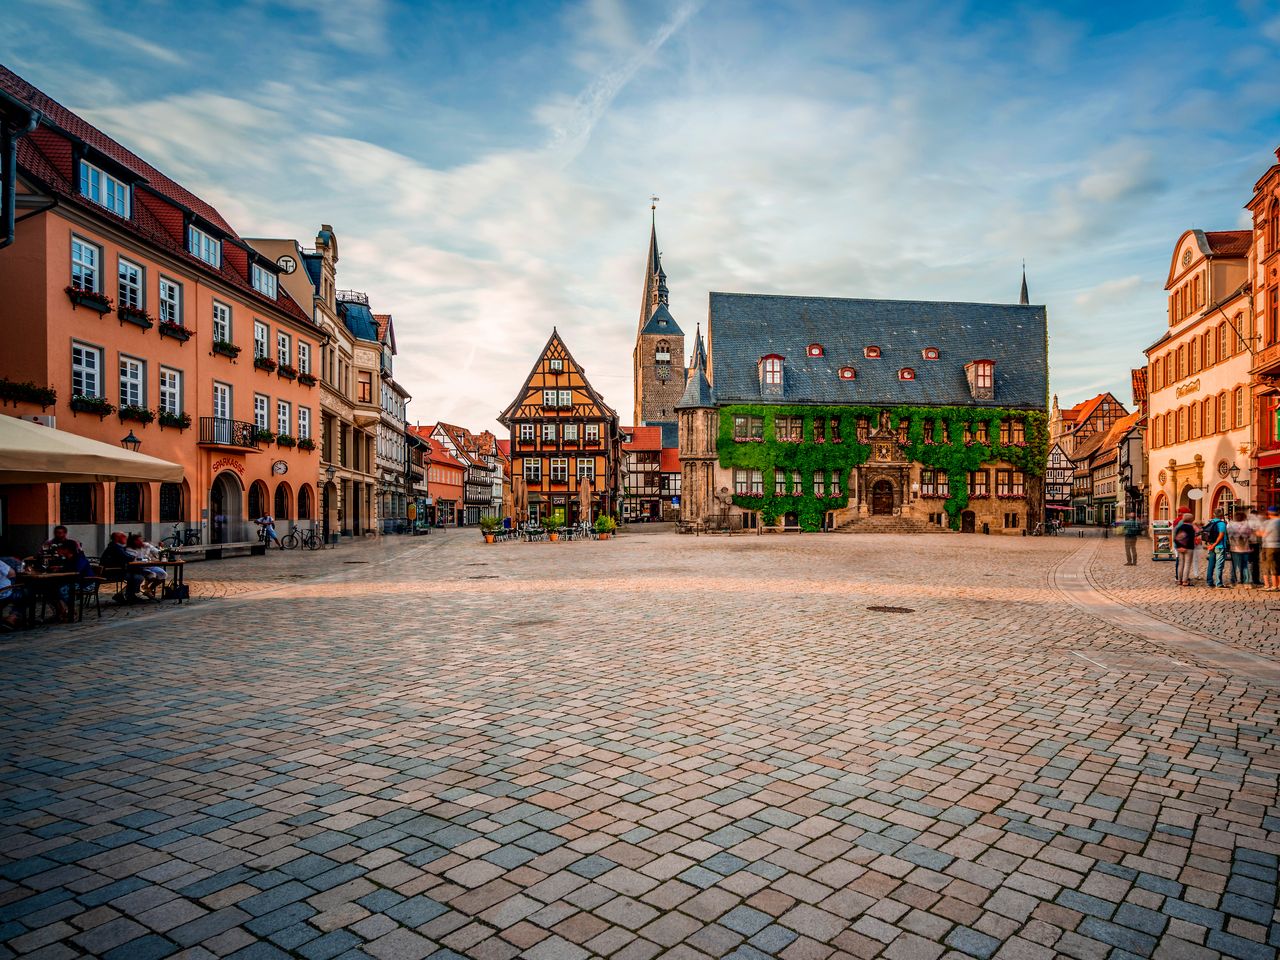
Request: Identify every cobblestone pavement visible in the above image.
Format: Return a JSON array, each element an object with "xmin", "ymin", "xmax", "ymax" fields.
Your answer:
[{"xmin": 1, "ymin": 529, "xmax": 1277, "ymax": 960}]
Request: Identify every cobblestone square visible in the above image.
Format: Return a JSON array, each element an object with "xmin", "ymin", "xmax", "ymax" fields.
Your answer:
[{"xmin": 1, "ymin": 530, "xmax": 1277, "ymax": 960}]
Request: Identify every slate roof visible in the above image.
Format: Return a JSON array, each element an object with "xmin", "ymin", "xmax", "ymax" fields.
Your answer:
[
  {"xmin": 658, "ymin": 422, "xmax": 679, "ymax": 448},
  {"xmin": 677, "ymin": 329, "xmax": 715, "ymax": 410},
  {"xmin": 338, "ymin": 296, "xmax": 379, "ymax": 342},
  {"xmin": 707, "ymin": 293, "xmax": 1047, "ymax": 409},
  {"xmin": 641, "ymin": 303, "xmax": 683, "ymax": 337}
]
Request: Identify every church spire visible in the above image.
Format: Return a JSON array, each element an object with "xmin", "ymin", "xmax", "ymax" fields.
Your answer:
[
  {"xmin": 1019, "ymin": 262, "xmax": 1029, "ymax": 305},
  {"xmin": 639, "ymin": 199, "xmax": 668, "ymax": 334},
  {"xmin": 678, "ymin": 323, "xmax": 713, "ymax": 409}
]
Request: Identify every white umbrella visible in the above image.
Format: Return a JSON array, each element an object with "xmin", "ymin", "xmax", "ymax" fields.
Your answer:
[{"xmin": 0, "ymin": 415, "xmax": 183, "ymax": 484}]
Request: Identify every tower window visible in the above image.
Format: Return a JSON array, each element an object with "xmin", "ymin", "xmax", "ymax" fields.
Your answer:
[
  {"xmin": 655, "ymin": 339, "xmax": 671, "ymax": 363},
  {"xmin": 864, "ymin": 346, "xmax": 881, "ymax": 358}
]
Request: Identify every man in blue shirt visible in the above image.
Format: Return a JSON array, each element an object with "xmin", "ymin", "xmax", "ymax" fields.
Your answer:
[{"xmin": 1202, "ymin": 508, "xmax": 1228, "ymax": 588}]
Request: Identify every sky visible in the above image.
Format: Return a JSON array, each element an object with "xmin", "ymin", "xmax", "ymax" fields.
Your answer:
[{"xmin": 5, "ymin": 0, "xmax": 1280, "ymax": 434}]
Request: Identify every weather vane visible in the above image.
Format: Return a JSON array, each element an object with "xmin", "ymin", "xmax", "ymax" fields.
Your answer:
[{"xmin": 650, "ymin": 195, "xmax": 660, "ymax": 210}]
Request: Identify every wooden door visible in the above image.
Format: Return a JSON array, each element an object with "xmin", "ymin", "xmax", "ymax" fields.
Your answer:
[{"xmin": 871, "ymin": 480, "xmax": 894, "ymax": 516}]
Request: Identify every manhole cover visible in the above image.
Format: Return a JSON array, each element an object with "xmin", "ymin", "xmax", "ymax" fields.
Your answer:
[{"xmin": 867, "ymin": 605, "xmax": 914, "ymax": 614}]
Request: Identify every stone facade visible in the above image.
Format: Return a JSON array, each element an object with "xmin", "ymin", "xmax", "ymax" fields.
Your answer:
[{"xmin": 632, "ymin": 216, "xmax": 685, "ymax": 441}]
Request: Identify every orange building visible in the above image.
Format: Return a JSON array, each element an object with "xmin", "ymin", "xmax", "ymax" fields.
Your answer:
[{"xmin": 0, "ymin": 66, "xmax": 324, "ymax": 554}]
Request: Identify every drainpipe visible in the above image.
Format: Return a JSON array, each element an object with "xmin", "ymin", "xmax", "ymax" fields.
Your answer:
[{"xmin": 1, "ymin": 92, "xmax": 41, "ymax": 251}]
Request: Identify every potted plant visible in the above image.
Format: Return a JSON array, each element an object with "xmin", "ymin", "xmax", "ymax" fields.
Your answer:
[
  {"xmin": 213, "ymin": 340, "xmax": 241, "ymax": 359},
  {"xmin": 297, "ymin": 372, "xmax": 318, "ymax": 387},
  {"xmin": 159, "ymin": 410, "xmax": 191, "ymax": 430},
  {"xmin": 276, "ymin": 433, "xmax": 297, "ymax": 448},
  {"xmin": 69, "ymin": 394, "xmax": 114, "ymax": 417},
  {"xmin": 253, "ymin": 427, "xmax": 275, "ymax": 443},
  {"xmin": 479, "ymin": 515, "xmax": 502, "ymax": 543},
  {"xmin": 0, "ymin": 378, "xmax": 56, "ymax": 409},
  {"xmin": 542, "ymin": 514, "xmax": 564, "ymax": 542},
  {"xmin": 297, "ymin": 437, "xmax": 316, "ymax": 451},
  {"xmin": 65, "ymin": 285, "xmax": 112, "ymax": 313},
  {"xmin": 594, "ymin": 515, "xmax": 617, "ymax": 540},
  {"xmin": 117, "ymin": 304, "xmax": 154, "ymax": 329},
  {"xmin": 118, "ymin": 404, "xmax": 155, "ymax": 425},
  {"xmin": 277, "ymin": 363, "xmax": 298, "ymax": 380},
  {"xmin": 158, "ymin": 319, "xmax": 190, "ymax": 342},
  {"xmin": 254, "ymin": 355, "xmax": 277, "ymax": 372}
]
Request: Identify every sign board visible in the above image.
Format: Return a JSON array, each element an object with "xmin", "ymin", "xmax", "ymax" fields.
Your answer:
[
  {"xmin": 1151, "ymin": 520, "xmax": 1175, "ymax": 562},
  {"xmin": 671, "ymin": 497, "xmax": 680, "ymax": 506}
]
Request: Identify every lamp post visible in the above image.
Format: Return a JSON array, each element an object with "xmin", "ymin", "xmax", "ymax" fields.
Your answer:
[{"xmin": 120, "ymin": 430, "xmax": 141, "ymax": 453}]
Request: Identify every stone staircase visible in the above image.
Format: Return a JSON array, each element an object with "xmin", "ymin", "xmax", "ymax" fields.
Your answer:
[{"xmin": 834, "ymin": 514, "xmax": 939, "ymax": 534}]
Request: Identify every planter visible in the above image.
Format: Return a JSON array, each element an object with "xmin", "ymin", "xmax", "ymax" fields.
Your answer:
[
  {"xmin": 276, "ymin": 435, "xmax": 297, "ymax": 448},
  {"xmin": 254, "ymin": 356, "xmax": 277, "ymax": 373},
  {"xmin": 548, "ymin": 533, "xmax": 559, "ymax": 542},
  {"xmin": 65, "ymin": 286, "xmax": 112, "ymax": 314},
  {"xmin": 118, "ymin": 405, "xmax": 155, "ymax": 425},
  {"xmin": 484, "ymin": 534, "xmax": 495, "ymax": 544},
  {"xmin": 118, "ymin": 305, "xmax": 154, "ymax": 329},
  {"xmin": 0, "ymin": 377, "xmax": 56, "ymax": 409},
  {"xmin": 159, "ymin": 411, "xmax": 191, "ymax": 430},
  {"xmin": 158, "ymin": 321, "xmax": 190, "ymax": 342},
  {"xmin": 597, "ymin": 532, "xmax": 610, "ymax": 540},
  {"xmin": 297, "ymin": 372, "xmax": 317, "ymax": 387},
  {"xmin": 253, "ymin": 429, "xmax": 275, "ymax": 443},
  {"xmin": 297, "ymin": 437, "xmax": 316, "ymax": 451},
  {"xmin": 213, "ymin": 341, "xmax": 241, "ymax": 359},
  {"xmin": 277, "ymin": 364, "xmax": 298, "ymax": 381},
  {"xmin": 70, "ymin": 395, "xmax": 114, "ymax": 418}
]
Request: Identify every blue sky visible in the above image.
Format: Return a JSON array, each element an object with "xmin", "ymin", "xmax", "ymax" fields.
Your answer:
[{"xmin": 6, "ymin": 0, "xmax": 1280, "ymax": 431}]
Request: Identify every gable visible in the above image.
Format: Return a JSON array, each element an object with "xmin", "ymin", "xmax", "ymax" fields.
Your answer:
[{"xmin": 500, "ymin": 330, "xmax": 618, "ymax": 424}]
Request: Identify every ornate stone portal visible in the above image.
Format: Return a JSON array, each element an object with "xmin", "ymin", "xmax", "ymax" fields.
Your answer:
[{"xmin": 857, "ymin": 423, "xmax": 910, "ymax": 516}]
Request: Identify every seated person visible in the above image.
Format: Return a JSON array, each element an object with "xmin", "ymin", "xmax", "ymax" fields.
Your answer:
[
  {"xmin": 0, "ymin": 555, "xmax": 25, "ymax": 629},
  {"xmin": 41, "ymin": 525, "xmax": 81, "ymax": 554},
  {"xmin": 100, "ymin": 532, "xmax": 146, "ymax": 603},
  {"xmin": 126, "ymin": 534, "xmax": 167, "ymax": 599},
  {"xmin": 45, "ymin": 544, "xmax": 94, "ymax": 622}
]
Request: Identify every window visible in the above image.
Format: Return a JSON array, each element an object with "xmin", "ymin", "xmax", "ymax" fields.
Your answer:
[
  {"xmin": 159, "ymin": 367, "xmax": 181, "ymax": 415},
  {"xmin": 1190, "ymin": 337, "xmax": 1199, "ymax": 374},
  {"xmin": 838, "ymin": 366, "xmax": 856, "ymax": 380},
  {"xmin": 1011, "ymin": 471, "xmax": 1025, "ymax": 496},
  {"xmin": 114, "ymin": 482, "xmax": 142, "ymax": 523},
  {"xmin": 856, "ymin": 416, "xmax": 869, "ymax": 442},
  {"xmin": 922, "ymin": 347, "xmax": 939, "ymax": 360},
  {"xmin": 864, "ymin": 346, "xmax": 881, "ymax": 358},
  {"xmin": 118, "ymin": 356, "xmax": 144, "ymax": 408},
  {"xmin": 71, "ymin": 236, "xmax": 100, "ymax": 291},
  {"xmin": 564, "ymin": 423, "xmax": 579, "ymax": 441},
  {"xmin": 974, "ymin": 362, "xmax": 993, "ymax": 389},
  {"xmin": 830, "ymin": 418, "xmax": 842, "ymax": 443},
  {"xmin": 71, "ymin": 342, "xmax": 102, "ymax": 398},
  {"xmin": 519, "ymin": 423, "xmax": 535, "ymax": 441},
  {"xmin": 117, "ymin": 258, "xmax": 143, "ymax": 310},
  {"xmin": 920, "ymin": 468, "xmax": 939, "ymax": 496},
  {"xmin": 159, "ymin": 483, "xmax": 183, "ymax": 523},
  {"xmin": 815, "ymin": 419, "xmax": 825, "ymax": 443},
  {"xmin": 297, "ymin": 342, "xmax": 310, "ymax": 374},
  {"xmin": 734, "ymin": 468, "xmax": 763, "ymax": 495},
  {"xmin": 813, "ymin": 471, "xmax": 825, "ymax": 497},
  {"xmin": 158, "ymin": 278, "xmax": 181, "ymax": 326},
  {"xmin": 254, "ymin": 321, "xmax": 269, "ymax": 358},
  {"xmin": 761, "ymin": 356, "xmax": 783, "ymax": 385},
  {"xmin": 1203, "ymin": 330, "xmax": 1214, "ymax": 368},
  {"xmin": 775, "ymin": 470, "xmax": 789, "ymax": 495},
  {"xmin": 585, "ymin": 423, "xmax": 600, "ymax": 443},
  {"xmin": 558, "ymin": 390, "xmax": 572, "ymax": 407},
  {"xmin": 79, "ymin": 160, "xmax": 129, "ymax": 217},
  {"xmin": 60, "ymin": 483, "xmax": 94, "ymax": 524},
  {"xmin": 550, "ymin": 458, "xmax": 568, "ymax": 482},
  {"xmin": 542, "ymin": 423, "xmax": 556, "ymax": 441},
  {"xmin": 996, "ymin": 470, "xmax": 1024, "ymax": 496},
  {"xmin": 1004, "ymin": 512, "xmax": 1020, "ymax": 530},
  {"xmin": 732, "ymin": 415, "xmax": 764, "ymax": 440},
  {"xmin": 656, "ymin": 339, "xmax": 671, "ymax": 362},
  {"xmin": 543, "ymin": 389, "xmax": 557, "ymax": 407},
  {"xmin": 277, "ymin": 331, "xmax": 291, "ymax": 366},
  {"xmin": 277, "ymin": 400, "xmax": 291, "ymax": 436},
  {"xmin": 577, "ymin": 459, "xmax": 595, "ymax": 481},
  {"xmin": 188, "ymin": 224, "xmax": 221, "ymax": 267},
  {"xmin": 252, "ymin": 263, "xmax": 277, "ymax": 298},
  {"xmin": 807, "ymin": 344, "xmax": 824, "ymax": 357},
  {"xmin": 549, "ymin": 358, "xmax": 563, "ymax": 371},
  {"xmin": 1219, "ymin": 391, "xmax": 1229, "ymax": 433},
  {"xmin": 1235, "ymin": 387, "xmax": 1247, "ymax": 428},
  {"xmin": 254, "ymin": 394, "xmax": 269, "ymax": 430},
  {"xmin": 969, "ymin": 470, "xmax": 988, "ymax": 496},
  {"xmin": 357, "ymin": 371, "xmax": 372, "ymax": 403},
  {"xmin": 776, "ymin": 416, "xmax": 802, "ymax": 442},
  {"xmin": 298, "ymin": 407, "xmax": 311, "ymax": 440},
  {"xmin": 1177, "ymin": 344, "xmax": 1187, "ymax": 379},
  {"xmin": 523, "ymin": 459, "xmax": 541, "ymax": 482},
  {"xmin": 831, "ymin": 471, "xmax": 842, "ymax": 497}
]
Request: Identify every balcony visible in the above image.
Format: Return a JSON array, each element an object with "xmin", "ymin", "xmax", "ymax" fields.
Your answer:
[{"xmin": 199, "ymin": 417, "xmax": 260, "ymax": 450}]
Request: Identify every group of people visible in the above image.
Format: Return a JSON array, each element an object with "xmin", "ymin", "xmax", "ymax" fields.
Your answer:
[
  {"xmin": 1169, "ymin": 505, "xmax": 1280, "ymax": 590},
  {"xmin": 0, "ymin": 526, "xmax": 171, "ymax": 628}
]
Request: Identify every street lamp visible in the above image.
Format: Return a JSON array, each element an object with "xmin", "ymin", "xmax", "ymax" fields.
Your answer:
[
  {"xmin": 120, "ymin": 430, "xmax": 141, "ymax": 453},
  {"xmin": 326, "ymin": 464, "xmax": 336, "ymax": 483},
  {"xmin": 1228, "ymin": 463, "xmax": 1251, "ymax": 486}
]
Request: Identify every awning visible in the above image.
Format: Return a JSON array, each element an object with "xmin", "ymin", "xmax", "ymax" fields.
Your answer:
[
  {"xmin": 0, "ymin": 415, "xmax": 184, "ymax": 484},
  {"xmin": 1258, "ymin": 451, "xmax": 1280, "ymax": 471},
  {"xmin": 1045, "ymin": 504, "xmax": 1073, "ymax": 510}
]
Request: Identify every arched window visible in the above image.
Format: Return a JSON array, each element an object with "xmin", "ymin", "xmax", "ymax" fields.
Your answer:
[
  {"xmin": 1219, "ymin": 391, "xmax": 1230, "ymax": 432},
  {"xmin": 807, "ymin": 343, "xmax": 824, "ymax": 357},
  {"xmin": 838, "ymin": 367, "xmax": 856, "ymax": 380},
  {"xmin": 761, "ymin": 356, "xmax": 783, "ymax": 386},
  {"xmin": 921, "ymin": 347, "xmax": 939, "ymax": 360},
  {"xmin": 249, "ymin": 481, "xmax": 268, "ymax": 520},
  {"xmin": 114, "ymin": 482, "xmax": 142, "ymax": 524},
  {"xmin": 899, "ymin": 368, "xmax": 916, "ymax": 381},
  {"xmin": 1269, "ymin": 200, "xmax": 1280, "ymax": 256},
  {"xmin": 159, "ymin": 482, "xmax": 184, "ymax": 523},
  {"xmin": 274, "ymin": 483, "xmax": 291, "ymax": 519},
  {"xmin": 1153, "ymin": 493, "xmax": 1169, "ymax": 521},
  {"xmin": 864, "ymin": 346, "xmax": 881, "ymax": 359},
  {"xmin": 298, "ymin": 485, "xmax": 313, "ymax": 520},
  {"xmin": 655, "ymin": 339, "xmax": 671, "ymax": 362}
]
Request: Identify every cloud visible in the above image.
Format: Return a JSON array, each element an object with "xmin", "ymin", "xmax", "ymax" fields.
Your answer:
[{"xmin": 1072, "ymin": 275, "xmax": 1145, "ymax": 310}]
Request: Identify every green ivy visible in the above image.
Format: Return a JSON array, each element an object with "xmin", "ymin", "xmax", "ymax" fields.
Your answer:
[{"xmin": 717, "ymin": 404, "xmax": 1048, "ymax": 530}]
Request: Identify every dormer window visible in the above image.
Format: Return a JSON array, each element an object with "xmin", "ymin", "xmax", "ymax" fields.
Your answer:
[
  {"xmin": 899, "ymin": 368, "xmax": 916, "ymax": 381},
  {"xmin": 838, "ymin": 367, "xmax": 856, "ymax": 380},
  {"xmin": 807, "ymin": 344, "xmax": 824, "ymax": 357},
  {"xmin": 965, "ymin": 360, "xmax": 995, "ymax": 400},
  {"xmin": 922, "ymin": 347, "xmax": 939, "ymax": 360},
  {"xmin": 188, "ymin": 224, "xmax": 221, "ymax": 267},
  {"xmin": 864, "ymin": 346, "xmax": 881, "ymax": 359},
  {"xmin": 252, "ymin": 263, "xmax": 278, "ymax": 298},
  {"xmin": 78, "ymin": 160, "xmax": 129, "ymax": 218},
  {"xmin": 759, "ymin": 355, "xmax": 784, "ymax": 396},
  {"xmin": 549, "ymin": 358, "xmax": 563, "ymax": 372}
]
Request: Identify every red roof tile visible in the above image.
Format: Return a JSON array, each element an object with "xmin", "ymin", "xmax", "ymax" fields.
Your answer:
[
  {"xmin": 659, "ymin": 448, "xmax": 681, "ymax": 473},
  {"xmin": 622, "ymin": 426, "xmax": 663, "ymax": 451},
  {"xmin": 1203, "ymin": 230, "xmax": 1250, "ymax": 258}
]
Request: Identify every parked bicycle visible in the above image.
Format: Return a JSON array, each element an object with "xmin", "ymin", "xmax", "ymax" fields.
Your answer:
[
  {"xmin": 158, "ymin": 522, "xmax": 202, "ymax": 550},
  {"xmin": 280, "ymin": 524, "xmax": 322, "ymax": 551}
]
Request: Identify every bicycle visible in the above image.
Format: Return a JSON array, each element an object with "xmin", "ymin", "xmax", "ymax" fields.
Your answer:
[
  {"xmin": 158, "ymin": 522, "xmax": 201, "ymax": 550},
  {"xmin": 280, "ymin": 524, "xmax": 322, "ymax": 550}
]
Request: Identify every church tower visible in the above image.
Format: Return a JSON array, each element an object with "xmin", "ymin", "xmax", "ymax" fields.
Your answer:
[{"xmin": 632, "ymin": 209, "xmax": 685, "ymax": 443}]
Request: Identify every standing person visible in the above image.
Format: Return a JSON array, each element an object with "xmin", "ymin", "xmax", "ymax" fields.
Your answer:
[
  {"xmin": 1122, "ymin": 514, "xmax": 1142, "ymax": 565},
  {"xmin": 1202, "ymin": 509, "xmax": 1228, "ymax": 588},
  {"xmin": 255, "ymin": 514, "xmax": 284, "ymax": 551},
  {"xmin": 1247, "ymin": 508, "xmax": 1265, "ymax": 587},
  {"xmin": 1262, "ymin": 506, "xmax": 1280, "ymax": 592},
  {"xmin": 1173, "ymin": 511, "xmax": 1197, "ymax": 586},
  {"xmin": 1227, "ymin": 509, "xmax": 1254, "ymax": 588}
]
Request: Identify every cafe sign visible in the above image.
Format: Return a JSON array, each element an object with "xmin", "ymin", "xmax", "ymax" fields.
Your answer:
[{"xmin": 1175, "ymin": 377, "xmax": 1200, "ymax": 398}]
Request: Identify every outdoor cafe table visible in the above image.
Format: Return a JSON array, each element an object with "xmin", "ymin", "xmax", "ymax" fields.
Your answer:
[
  {"xmin": 127, "ymin": 559, "xmax": 187, "ymax": 601},
  {"xmin": 14, "ymin": 571, "xmax": 79, "ymax": 626}
]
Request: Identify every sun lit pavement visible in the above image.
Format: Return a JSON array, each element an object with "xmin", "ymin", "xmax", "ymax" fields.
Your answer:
[{"xmin": 0, "ymin": 529, "xmax": 1276, "ymax": 960}]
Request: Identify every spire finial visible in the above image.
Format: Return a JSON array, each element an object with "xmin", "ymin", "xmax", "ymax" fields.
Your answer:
[{"xmin": 1019, "ymin": 261, "xmax": 1029, "ymax": 306}]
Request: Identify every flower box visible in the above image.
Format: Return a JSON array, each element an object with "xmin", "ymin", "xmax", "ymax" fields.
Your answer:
[
  {"xmin": 70, "ymin": 395, "xmax": 115, "ymax": 417},
  {"xmin": 158, "ymin": 320, "xmax": 190, "ymax": 342},
  {"xmin": 117, "ymin": 304, "xmax": 154, "ymax": 329},
  {"xmin": 996, "ymin": 493, "xmax": 1025, "ymax": 500},
  {"xmin": 118, "ymin": 404, "xmax": 155, "ymax": 425},
  {"xmin": 0, "ymin": 377, "xmax": 56, "ymax": 409},
  {"xmin": 277, "ymin": 364, "xmax": 298, "ymax": 381},
  {"xmin": 213, "ymin": 340, "xmax": 241, "ymax": 359},
  {"xmin": 65, "ymin": 285, "xmax": 112, "ymax": 313},
  {"xmin": 297, "ymin": 372, "xmax": 317, "ymax": 387},
  {"xmin": 297, "ymin": 437, "xmax": 316, "ymax": 451},
  {"xmin": 253, "ymin": 428, "xmax": 275, "ymax": 443},
  {"xmin": 159, "ymin": 411, "xmax": 192, "ymax": 430},
  {"xmin": 275, "ymin": 434, "xmax": 297, "ymax": 448},
  {"xmin": 254, "ymin": 356, "xmax": 277, "ymax": 373}
]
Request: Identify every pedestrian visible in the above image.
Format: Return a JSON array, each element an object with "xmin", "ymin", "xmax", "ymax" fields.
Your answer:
[
  {"xmin": 1247, "ymin": 507, "xmax": 1265, "ymax": 587},
  {"xmin": 1173, "ymin": 510, "xmax": 1196, "ymax": 586},
  {"xmin": 1202, "ymin": 508, "xmax": 1228, "ymax": 588},
  {"xmin": 1189, "ymin": 517, "xmax": 1205, "ymax": 582},
  {"xmin": 1122, "ymin": 513, "xmax": 1142, "ymax": 565},
  {"xmin": 255, "ymin": 514, "xmax": 284, "ymax": 551},
  {"xmin": 1227, "ymin": 509, "xmax": 1254, "ymax": 588},
  {"xmin": 1262, "ymin": 506, "xmax": 1280, "ymax": 592}
]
